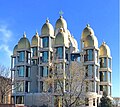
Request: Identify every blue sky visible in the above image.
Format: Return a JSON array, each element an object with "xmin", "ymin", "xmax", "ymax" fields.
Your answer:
[{"xmin": 0, "ymin": 0, "xmax": 119, "ymax": 97}]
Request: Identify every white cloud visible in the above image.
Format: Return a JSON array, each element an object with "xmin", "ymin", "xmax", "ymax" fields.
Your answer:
[
  {"xmin": 0, "ymin": 24, "xmax": 13, "ymax": 58},
  {"xmin": 0, "ymin": 44, "xmax": 12, "ymax": 56},
  {"xmin": 0, "ymin": 25, "xmax": 12, "ymax": 43}
]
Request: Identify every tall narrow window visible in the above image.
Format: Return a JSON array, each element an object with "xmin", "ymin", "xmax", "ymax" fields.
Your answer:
[
  {"xmin": 40, "ymin": 81, "xmax": 43, "ymax": 92},
  {"xmin": 42, "ymin": 51, "xmax": 48, "ymax": 62},
  {"xmin": 103, "ymin": 85, "xmax": 107, "ymax": 92},
  {"xmin": 87, "ymin": 49, "xmax": 93, "ymax": 61},
  {"xmin": 43, "ymin": 66, "xmax": 48, "ymax": 77},
  {"xmin": 16, "ymin": 82, "xmax": 24, "ymax": 92},
  {"xmin": 95, "ymin": 50, "xmax": 98, "ymax": 63},
  {"xmin": 108, "ymin": 58, "xmax": 111, "ymax": 69},
  {"xmin": 96, "ymin": 82, "xmax": 98, "ymax": 93},
  {"xmin": 19, "ymin": 52, "xmax": 25, "ymax": 62},
  {"xmin": 18, "ymin": 66, "xmax": 24, "ymax": 77},
  {"xmin": 42, "ymin": 37, "xmax": 49, "ymax": 48},
  {"xmin": 32, "ymin": 47, "xmax": 37, "ymax": 57},
  {"xmin": 95, "ymin": 66, "xmax": 98, "ymax": 78},
  {"xmin": 100, "ymin": 71, "xmax": 107, "ymax": 82},
  {"xmin": 16, "ymin": 96, "xmax": 24, "ymax": 104},
  {"xmin": 100, "ymin": 85, "xmax": 103, "ymax": 91},
  {"xmin": 25, "ymin": 81, "xmax": 30, "ymax": 93},
  {"xmin": 91, "ymin": 81, "xmax": 95, "ymax": 92},
  {"xmin": 26, "ymin": 66, "xmax": 30, "ymax": 77},
  {"xmin": 87, "ymin": 65, "xmax": 93, "ymax": 77},
  {"xmin": 108, "ymin": 86, "xmax": 111, "ymax": 96},
  {"xmin": 108, "ymin": 72, "xmax": 111, "ymax": 83},
  {"xmin": 100, "ymin": 57, "xmax": 107, "ymax": 68},
  {"xmin": 56, "ymin": 47, "xmax": 63, "ymax": 59},
  {"xmin": 40, "ymin": 66, "xmax": 48, "ymax": 77}
]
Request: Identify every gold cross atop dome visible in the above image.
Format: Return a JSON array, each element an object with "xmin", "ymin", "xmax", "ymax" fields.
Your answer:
[{"xmin": 59, "ymin": 10, "xmax": 64, "ymax": 16}]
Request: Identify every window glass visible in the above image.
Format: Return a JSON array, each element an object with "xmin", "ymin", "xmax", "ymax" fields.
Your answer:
[
  {"xmin": 26, "ymin": 66, "xmax": 30, "ymax": 77},
  {"xmin": 18, "ymin": 66, "xmax": 24, "ymax": 77},
  {"xmin": 16, "ymin": 82, "xmax": 24, "ymax": 92},
  {"xmin": 26, "ymin": 52, "xmax": 31, "ymax": 64},
  {"xmin": 86, "ymin": 65, "xmax": 93, "ymax": 77},
  {"xmin": 40, "ymin": 66, "xmax": 48, "ymax": 77},
  {"xmin": 32, "ymin": 47, "xmax": 37, "ymax": 57},
  {"xmin": 43, "ymin": 66, "xmax": 48, "ymax": 77},
  {"xmin": 92, "ymin": 81, "xmax": 95, "ymax": 92},
  {"xmin": 100, "ymin": 85, "xmax": 107, "ymax": 92},
  {"xmin": 100, "ymin": 71, "xmax": 107, "ymax": 82},
  {"xmin": 108, "ymin": 86, "xmax": 111, "ymax": 96},
  {"xmin": 84, "ymin": 49, "xmax": 93, "ymax": 61},
  {"xmin": 16, "ymin": 96, "xmax": 24, "ymax": 104},
  {"xmin": 19, "ymin": 52, "xmax": 25, "ymax": 62},
  {"xmin": 100, "ymin": 57, "xmax": 107, "ymax": 68},
  {"xmin": 42, "ymin": 37, "xmax": 49, "ymax": 48},
  {"xmin": 56, "ymin": 47, "xmax": 63, "ymax": 59},
  {"xmin": 95, "ymin": 50, "xmax": 98, "ymax": 63},
  {"xmin": 103, "ymin": 85, "xmax": 107, "ymax": 92},
  {"xmin": 40, "ymin": 81, "xmax": 43, "ymax": 92},
  {"xmin": 96, "ymin": 82, "xmax": 98, "ymax": 93},
  {"xmin": 32, "ymin": 59, "xmax": 37, "ymax": 65},
  {"xmin": 108, "ymin": 58, "xmax": 111, "ymax": 69},
  {"xmin": 42, "ymin": 51, "xmax": 48, "ymax": 62},
  {"xmin": 95, "ymin": 66, "xmax": 98, "ymax": 78},
  {"xmin": 108, "ymin": 72, "xmax": 111, "ymax": 83},
  {"xmin": 25, "ymin": 81, "xmax": 30, "ymax": 93}
]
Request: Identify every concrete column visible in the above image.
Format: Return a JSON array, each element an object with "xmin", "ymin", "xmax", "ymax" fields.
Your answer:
[{"xmin": 63, "ymin": 46, "xmax": 66, "ymax": 92}]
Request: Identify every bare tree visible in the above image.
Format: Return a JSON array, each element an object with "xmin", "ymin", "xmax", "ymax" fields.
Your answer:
[
  {"xmin": 52, "ymin": 61, "xmax": 87, "ymax": 107},
  {"xmin": 113, "ymin": 97, "xmax": 120, "ymax": 107},
  {"xmin": 0, "ymin": 65, "xmax": 11, "ymax": 104}
]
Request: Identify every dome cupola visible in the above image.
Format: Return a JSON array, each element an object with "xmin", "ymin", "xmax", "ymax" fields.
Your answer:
[
  {"xmin": 55, "ymin": 16, "xmax": 67, "ymax": 33},
  {"xmin": 99, "ymin": 42, "xmax": 111, "ymax": 56},
  {"xmin": 84, "ymin": 34, "xmax": 98, "ymax": 48},
  {"xmin": 55, "ymin": 28, "xmax": 69, "ymax": 47},
  {"xmin": 81, "ymin": 24, "xmax": 95, "ymax": 41},
  {"xmin": 18, "ymin": 32, "xmax": 30, "ymax": 50},
  {"xmin": 41, "ymin": 19, "xmax": 54, "ymax": 36},
  {"xmin": 31, "ymin": 31, "xmax": 39, "ymax": 47}
]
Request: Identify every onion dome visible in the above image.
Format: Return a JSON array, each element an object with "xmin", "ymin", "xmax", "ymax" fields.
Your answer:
[
  {"xmin": 55, "ymin": 16, "xmax": 67, "ymax": 32},
  {"xmin": 18, "ymin": 32, "xmax": 30, "ymax": 50},
  {"xmin": 73, "ymin": 38, "xmax": 78, "ymax": 51},
  {"xmin": 13, "ymin": 45, "xmax": 18, "ymax": 55},
  {"xmin": 99, "ymin": 42, "xmax": 111, "ymax": 56},
  {"xmin": 81, "ymin": 24, "xmax": 95, "ymax": 41},
  {"xmin": 31, "ymin": 31, "xmax": 39, "ymax": 47},
  {"xmin": 55, "ymin": 28, "xmax": 69, "ymax": 47},
  {"xmin": 84, "ymin": 34, "xmax": 98, "ymax": 48},
  {"xmin": 41, "ymin": 19, "xmax": 54, "ymax": 36}
]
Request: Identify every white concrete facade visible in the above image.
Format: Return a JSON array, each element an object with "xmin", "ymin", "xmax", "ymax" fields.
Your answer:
[{"xmin": 11, "ymin": 15, "xmax": 112, "ymax": 107}]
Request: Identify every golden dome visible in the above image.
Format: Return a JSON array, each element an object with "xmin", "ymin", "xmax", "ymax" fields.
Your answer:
[
  {"xmin": 55, "ymin": 16, "xmax": 67, "ymax": 31},
  {"xmin": 18, "ymin": 33, "xmax": 30, "ymax": 50},
  {"xmin": 84, "ymin": 34, "xmax": 98, "ymax": 48},
  {"xmin": 81, "ymin": 24, "xmax": 95, "ymax": 41},
  {"xmin": 41, "ymin": 19, "xmax": 54, "ymax": 36},
  {"xmin": 13, "ymin": 45, "xmax": 18, "ymax": 55},
  {"xmin": 55, "ymin": 28, "xmax": 69, "ymax": 47},
  {"xmin": 99, "ymin": 42, "xmax": 111, "ymax": 56},
  {"xmin": 31, "ymin": 31, "xmax": 39, "ymax": 47}
]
